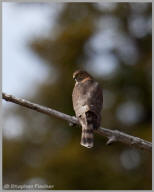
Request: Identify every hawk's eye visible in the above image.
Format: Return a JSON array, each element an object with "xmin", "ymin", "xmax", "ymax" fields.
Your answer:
[
  {"xmin": 73, "ymin": 72, "xmax": 86, "ymax": 82},
  {"xmin": 78, "ymin": 73, "xmax": 85, "ymax": 80}
]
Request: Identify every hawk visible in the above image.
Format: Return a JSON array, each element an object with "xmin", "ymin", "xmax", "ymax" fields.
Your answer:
[{"xmin": 72, "ymin": 70, "xmax": 103, "ymax": 148}]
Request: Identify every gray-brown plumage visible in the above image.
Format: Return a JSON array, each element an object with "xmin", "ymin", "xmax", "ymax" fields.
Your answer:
[{"xmin": 72, "ymin": 70, "xmax": 103, "ymax": 148}]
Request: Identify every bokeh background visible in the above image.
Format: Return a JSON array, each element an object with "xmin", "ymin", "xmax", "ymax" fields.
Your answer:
[{"xmin": 2, "ymin": 2, "xmax": 152, "ymax": 190}]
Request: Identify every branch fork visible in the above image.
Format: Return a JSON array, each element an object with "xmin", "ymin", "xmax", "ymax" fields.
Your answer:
[{"xmin": 106, "ymin": 136, "xmax": 117, "ymax": 145}]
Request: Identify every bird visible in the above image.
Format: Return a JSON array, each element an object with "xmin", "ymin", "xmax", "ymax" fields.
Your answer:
[{"xmin": 72, "ymin": 70, "xmax": 103, "ymax": 148}]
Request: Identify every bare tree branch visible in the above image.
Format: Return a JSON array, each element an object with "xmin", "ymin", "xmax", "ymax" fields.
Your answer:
[{"xmin": 2, "ymin": 92, "xmax": 152, "ymax": 151}]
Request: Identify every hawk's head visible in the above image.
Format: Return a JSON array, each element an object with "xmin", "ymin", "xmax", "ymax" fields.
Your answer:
[{"xmin": 73, "ymin": 70, "xmax": 92, "ymax": 83}]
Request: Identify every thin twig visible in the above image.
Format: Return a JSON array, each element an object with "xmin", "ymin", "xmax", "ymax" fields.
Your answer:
[{"xmin": 2, "ymin": 92, "xmax": 152, "ymax": 151}]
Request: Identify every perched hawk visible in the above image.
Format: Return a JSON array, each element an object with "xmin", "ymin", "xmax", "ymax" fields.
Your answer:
[{"xmin": 72, "ymin": 70, "xmax": 103, "ymax": 148}]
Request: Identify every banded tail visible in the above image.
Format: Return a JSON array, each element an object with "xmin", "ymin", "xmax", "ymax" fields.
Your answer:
[
  {"xmin": 80, "ymin": 124, "xmax": 94, "ymax": 148},
  {"xmin": 80, "ymin": 111, "xmax": 97, "ymax": 148}
]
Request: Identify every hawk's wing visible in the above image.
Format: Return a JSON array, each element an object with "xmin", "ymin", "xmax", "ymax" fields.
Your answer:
[{"xmin": 72, "ymin": 79, "xmax": 103, "ymax": 126}]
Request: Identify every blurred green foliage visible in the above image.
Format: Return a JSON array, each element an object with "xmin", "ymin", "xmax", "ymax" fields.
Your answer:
[{"xmin": 3, "ymin": 3, "xmax": 152, "ymax": 190}]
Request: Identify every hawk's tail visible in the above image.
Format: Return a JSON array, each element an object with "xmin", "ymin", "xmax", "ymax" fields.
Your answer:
[
  {"xmin": 80, "ymin": 124, "xmax": 94, "ymax": 148},
  {"xmin": 80, "ymin": 111, "xmax": 98, "ymax": 148}
]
